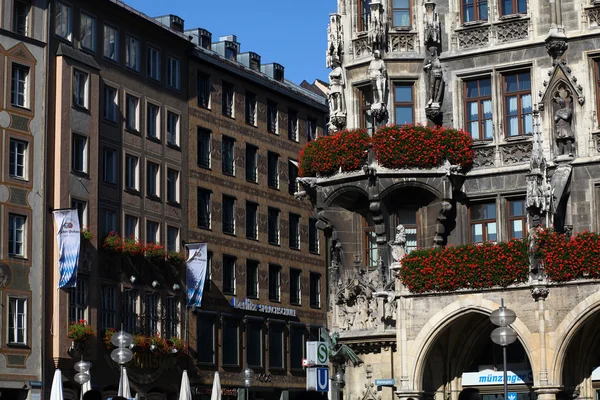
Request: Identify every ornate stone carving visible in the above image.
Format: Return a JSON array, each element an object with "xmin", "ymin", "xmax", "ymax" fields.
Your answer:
[
  {"xmin": 369, "ymin": 0, "xmax": 386, "ymax": 52},
  {"xmin": 531, "ymin": 285, "xmax": 550, "ymax": 301},
  {"xmin": 388, "ymin": 33, "xmax": 416, "ymax": 52},
  {"xmin": 0, "ymin": 263, "xmax": 13, "ymax": 288},
  {"xmin": 501, "ymin": 142, "xmax": 532, "ymax": 164},
  {"xmin": 327, "ymin": 14, "xmax": 344, "ymax": 68},
  {"xmin": 496, "ymin": 19, "xmax": 529, "ymax": 42},
  {"xmin": 353, "ymin": 36, "xmax": 370, "ymax": 58},
  {"xmin": 424, "ymin": 1, "xmax": 441, "ymax": 48},
  {"xmin": 458, "ymin": 26, "xmax": 490, "ymax": 49},
  {"xmin": 424, "ymin": 46, "xmax": 444, "ymax": 121},
  {"xmin": 553, "ymin": 85, "xmax": 575, "ymax": 157},
  {"xmin": 473, "ymin": 147, "xmax": 495, "ymax": 168},
  {"xmin": 328, "ymin": 60, "xmax": 347, "ymax": 133},
  {"xmin": 360, "ymin": 365, "xmax": 382, "ymax": 400},
  {"xmin": 586, "ymin": 7, "xmax": 600, "ymax": 27},
  {"xmin": 388, "ymin": 224, "xmax": 407, "ymax": 273},
  {"xmin": 545, "ymin": 35, "xmax": 568, "ymax": 61},
  {"xmin": 368, "ymin": 50, "xmax": 388, "ymax": 124},
  {"xmin": 539, "ymin": 60, "xmax": 584, "ymax": 110}
]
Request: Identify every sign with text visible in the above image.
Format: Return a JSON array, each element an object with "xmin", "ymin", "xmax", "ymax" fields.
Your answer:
[
  {"xmin": 306, "ymin": 367, "xmax": 329, "ymax": 392},
  {"xmin": 374, "ymin": 379, "xmax": 395, "ymax": 387},
  {"xmin": 231, "ymin": 298, "xmax": 297, "ymax": 317},
  {"xmin": 305, "ymin": 341, "xmax": 328, "ymax": 366},
  {"xmin": 462, "ymin": 370, "xmax": 533, "ymax": 386}
]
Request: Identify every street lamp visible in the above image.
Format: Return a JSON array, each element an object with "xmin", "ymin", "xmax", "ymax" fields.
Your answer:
[
  {"xmin": 74, "ymin": 356, "xmax": 91, "ymax": 400},
  {"xmin": 110, "ymin": 328, "xmax": 134, "ymax": 396},
  {"xmin": 332, "ymin": 366, "xmax": 345, "ymax": 400},
  {"xmin": 242, "ymin": 366, "xmax": 255, "ymax": 400},
  {"xmin": 490, "ymin": 299, "xmax": 517, "ymax": 400}
]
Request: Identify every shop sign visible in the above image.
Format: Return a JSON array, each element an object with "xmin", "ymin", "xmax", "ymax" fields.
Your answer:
[
  {"xmin": 461, "ymin": 370, "xmax": 533, "ymax": 386},
  {"xmin": 231, "ymin": 298, "xmax": 297, "ymax": 317},
  {"xmin": 192, "ymin": 387, "xmax": 238, "ymax": 396},
  {"xmin": 306, "ymin": 341, "xmax": 328, "ymax": 366},
  {"xmin": 306, "ymin": 367, "xmax": 329, "ymax": 392}
]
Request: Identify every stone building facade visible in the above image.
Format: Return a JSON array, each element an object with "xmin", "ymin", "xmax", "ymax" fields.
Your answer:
[{"xmin": 304, "ymin": 2, "xmax": 600, "ymax": 400}]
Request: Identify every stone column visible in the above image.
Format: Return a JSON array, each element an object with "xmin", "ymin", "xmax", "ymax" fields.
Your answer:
[{"xmin": 532, "ymin": 285, "xmax": 557, "ymax": 400}]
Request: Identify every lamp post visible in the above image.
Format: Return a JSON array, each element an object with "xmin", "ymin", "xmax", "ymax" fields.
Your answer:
[
  {"xmin": 332, "ymin": 365, "xmax": 345, "ymax": 400},
  {"xmin": 74, "ymin": 357, "xmax": 91, "ymax": 400},
  {"xmin": 242, "ymin": 366, "xmax": 255, "ymax": 400},
  {"xmin": 110, "ymin": 328, "xmax": 134, "ymax": 396},
  {"xmin": 490, "ymin": 299, "xmax": 518, "ymax": 400}
]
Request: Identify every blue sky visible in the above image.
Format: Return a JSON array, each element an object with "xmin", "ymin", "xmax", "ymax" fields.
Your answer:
[{"xmin": 122, "ymin": 0, "xmax": 338, "ymax": 85}]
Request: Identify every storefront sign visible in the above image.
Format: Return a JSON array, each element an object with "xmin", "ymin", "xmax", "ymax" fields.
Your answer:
[
  {"xmin": 231, "ymin": 298, "xmax": 297, "ymax": 317},
  {"xmin": 192, "ymin": 387, "xmax": 238, "ymax": 396},
  {"xmin": 462, "ymin": 370, "xmax": 533, "ymax": 386}
]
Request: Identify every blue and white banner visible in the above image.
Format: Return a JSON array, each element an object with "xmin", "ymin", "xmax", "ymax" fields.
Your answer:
[
  {"xmin": 186, "ymin": 243, "xmax": 208, "ymax": 307},
  {"xmin": 53, "ymin": 209, "xmax": 80, "ymax": 288}
]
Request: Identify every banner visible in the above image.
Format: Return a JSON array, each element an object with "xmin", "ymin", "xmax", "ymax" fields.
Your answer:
[
  {"xmin": 53, "ymin": 209, "xmax": 80, "ymax": 288},
  {"xmin": 186, "ymin": 243, "xmax": 208, "ymax": 307}
]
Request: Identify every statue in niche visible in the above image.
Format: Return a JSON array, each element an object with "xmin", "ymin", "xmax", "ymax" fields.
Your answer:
[
  {"xmin": 354, "ymin": 295, "xmax": 369, "ymax": 330},
  {"xmin": 424, "ymin": 46, "xmax": 444, "ymax": 108},
  {"xmin": 554, "ymin": 94, "xmax": 574, "ymax": 156},
  {"xmin": 369, "ymin": 1, "xmax": 386, "ymax": 51},
  {"xmin": 368, "ymin": 50, "xmax": 388, "ymax": 121},
  {"xmin": 328, "ymin": 60, "xmax": 346, "ymax": 122},
  {"xmin": 326, "ymin": 14, "xmax": 343, "ymax": 68},
  {"xmin": 389, "ymin": 224, "xmax": 407, "ymax": 269},
  {"xmin": 424, "ymin": 1, "xmax": 441, "ymax": 48}
]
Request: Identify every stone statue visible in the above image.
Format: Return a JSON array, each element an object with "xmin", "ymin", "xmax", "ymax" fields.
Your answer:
[
  {"xmin": 368, "ymin": 50, "xmax": 388, "ymax": 123},
  {"xmin": 326, "ymin": 14, "xmax": 344, "ymax": 68},
  {"xmin": 554, "ymin": 96, "xmax": 574, "ymax": 156},
  {"xmin": 369, "ymin": 0, "xmax": 386, "ymax": 51},
  {"xmin": 424, "ymin": 46, "xmax": 444, "ymax": 108},
  {"xmin": 389, "ymin": 224, "xmax": 407, "ymax": 270},
  {"xmin": 424, "ymin": 1, "xmax": 441, "ymax": 48},
  {"xmin": 328, "ymin": 60, "xmax": 346, "ymax": 130}
]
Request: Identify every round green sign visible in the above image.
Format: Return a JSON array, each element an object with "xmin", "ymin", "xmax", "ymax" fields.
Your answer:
[{"xmin": 317, "ymin": 342, "xmax": 328, "ymax": 364}]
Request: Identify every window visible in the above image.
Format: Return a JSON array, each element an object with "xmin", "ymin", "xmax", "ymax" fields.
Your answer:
[
  {"xmin": 205, "ymin": 252, "xmax": 213, "ymax": 292},
  {"xmin": 147, "ymin": 103, "xmax": 159, "ymax": 139},
  {"xmin": 394, "ymin": 84, "xmax": 414, "ymax": 125},
  {"xmin": 125, "ymin": 155, "xmax": 139, "ymax": 191},
  {"xmin": 55, "ymin": 2, "xmax": 71, "ymax": 40},
  {"xmin": 73, "ymin": 70, "xmax": 89, "ymax": 109},
  {"xmin": 508, "ymin": 198, "xmax": 527, "ymax": 239},
  {"xmin": 222, "ymin": 195, "xmax": 236, "ymax": 235},
  {"xmin": 268, "ymin": 322, "xmax": 284, "ymax": 369},
  {"xmin": 145, "ymin": 293, "xmax": 159, "ymax": 335},
  {"xmin": 358, "ymin": 0, "xmax": 370, "ymax": 31},
  {"xmin": 289, "ymin": 213, "xmax": 300, "ymax": 250},
  {"xmin": 122, "ymin": 289, "xmax": 139, "ymax": 333},
  {"xmin": 164, "ymin": 297, "xmax": 179, "ymax": 338},
  {"xmin": 69, "ymin": 279, "xmax": 88, "ymax": 322},
  {"xmin": 470, "ymin": 202, "xmax": 497, "ymax": 243},
  {"xmin": 307, "ymin": 117, "xmax": 317, "ymax": 141},
  {"xmin": 268, "ymin": 208, "xmax": 280, "ymax": 245},
  {"xmin": 103, "ymin": 148, "xmax": 117, "ymax": 184},
  {"xmin": 504, "ymin": 72, "xmax": 532, "ymax": 136},
  {"xmin": 104, "ymin": 86, "xmax": 117, "ymax": 122},
  {"xmin": 501, "ymin": 0, "xmax": 526, "ymax": 15},
  {"xmin": 364, "ymin": 224, "xmax": 378, "ymax": 269},
  {"xmin": 167, "ymin": 56, "xmax": 180, "ymax": 89},
  {"xmin": 9, "ymin": 139, "xmax": 27, "ymax": 179},
  {"xmin": 11, "ymin": 64, "xmax": 29, "ymax": 108},
  {"xmin": 268, "ymin": 152, "xmax": 279, "ymax": 189},
  {"xmin": 146, "ymin": 220, "xmax": 159, "ymax": 244},
  {"xmin": 223, "ymin": 255, "xmax": 236, "ymax": 295},
  {"xmin": 288, "ymin": 160, "xmax": 299, "ymax": 195},
  {"xmin": 8, "ymin": 297, "xmax": 27, "ymax": 345},
  {"xmin": 197, "ymin": 314, "xmax": 215, "ymax": 364},
  {"xmin": 125, "ymin": 36, "xmax": 140, "ymax": 71},
  {"xmin": 197, "ymin": 72, "xmax": 210, "ymax": 108},
  {"xmin": 246, "ymin": 201, "xmax": 258, "ymax": 240},
  {"xmin": 462, "ymin": 0, "xmax": 488, "ymax": 22},
  {"xmin": 100, "ymin": 286, "xmax": 116, "ymax": 331},
  {"xmin": 80, "ymin": 12, "xmax": 95, "ymax": 51},
  {"xmin": 246, "ymin": 91, "xmax": 257, "ymax": 125},
  {"xmin": 290, "ymin": 268, "xmax": 301, "ymax": 305},
  {"xmin": 393, "ymin": 0, "xmax": 411, "ymax": 27},
  {"xmin": 147, "ymin": 46, "xmax": 160, "ymax": 81},
  {"xmin": 398, "ymin": 209, "xmax": 418, "ymax": 253},
  {"xmin": 103, "ymin": 210, "xmax": 116, "ymax": 237},
  {"xmin": 72, "ymin": 134, "xmax": 87, "ymax": 173},
  {"xmin": 246, "ymin": 260, "xmax": 259, "ymax": 298},
  {"xmin": 310, "ymin": 273, "xmax": 321, "ymax": 308},
  {"xmin": 222, "ymin": 136, "xmax": 235, "ymax": 175},
  {"xmin": 465, "ymin": 78, "xmax": 493, "ymax": 140},
  {"xmin": 124, "ymin": 215, "xmax": 138, "ymax": 239},
  {"xmin": 246, "ymin": 321, "xmax": 263, "ymax": 368},
  {"xmin": 267, "ymin": 101, "xmax": 278, "ymax": 134},
  {"xmin": 222, "ymin": 318, "xmax": 239, "ymax": 366},
  {"xmin": 309, "ymin": 218, "xmax": 319, "ymax": 254},
  {"xmin": 8, "ymin": 214, "xmax": 26, "ymax": 256},
  {"xmin": 222, "ymin": 82, "xmax": 234, "ymax": 117},
  {"xmin": 198, "ymin": 128, "xmax": 211, "ymax": 168},
  {"xmin": 197, "ymin": 188, "xmax": 211, "ymax": 228},
  {"xmin": 71, "ymin": 199, "xmax": 87, "ymax": 227},
  {"xmin": 290, "ymin": 326, "xmax": 305, "ymax": 369},
  {"xmin": 103, "ymin": 24, "xmax": 118, "ymax": 61},
  {"xmin": 167, "ymin": 169, "xmax": 179, "ymax": 204},
  {"xmin": 269, "ymin": 264, "xmax": 281, "ymax": 301},
  {"xmin": 146, "ymin": 162, "xmax": 159, "ymax": 198},
  {"xmin": 13, "ymin": 1, "xmax": 31, "ymax": 36},
  {"xmin": 288, "ymin": 109, "xmax": 298, "ymax": 141},
  {"xmin": 167, "ymin": 111, "xmax": 179, "ymax": 146},
  {"xmin": 245, "ymin": 144, "xmax": 258, "ymax": 182},
  {"xmin": 125, "ymin": 94, "xmax": 139, "ymax": 131},
  {"xmin": 359, "ymin": 86, "xmax": 373, "ymax": 133}
]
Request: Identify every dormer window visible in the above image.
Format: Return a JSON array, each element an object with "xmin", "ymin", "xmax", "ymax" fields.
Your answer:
[
  {"xmin": 274, "ymin": 69, "xmax": 284, "ymax": 82},
  {"xmin": 201, "ymin": 35, "xmax": 211, "ymax": 50},
  {"xmin": 225, "ymin": 43, "xmax": 237, "ymax": 61},
  {"xmin": 250, "ymin": 59, "xmax": 260, "ymax": 71}
]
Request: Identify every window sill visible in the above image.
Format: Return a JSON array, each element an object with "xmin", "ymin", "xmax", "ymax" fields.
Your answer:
[
  {"xmin": 505, "ymin": 134, "xmax": 532, "ymax": 142},
  {"xmin": 146, "ymin": 135, "xmax": 161, "ymax": 144},
  {"xmin": 124, "ymin": 188, "xmax": 141, "ymax": 196},
  {"xmin": 246, "ymin": 121, "xmax": 257, "ymax": 128},
  {"xmin": 222, "ymin": 171, "xmax": 235, "ymax": 177},
  {"xmin": 247, "ymin": 295, "xmax": 259, "ymax": 300},
  {"xmin": 198, "ymin": 225, "xmax": 212, "ymax": 231},
  {"xmin": 221, "ymin": 113, "xmax": 235, "ymax": 119},
  {"xmin": 288, "ymin": 137, "xmax": 299, "ymax": 143},
  {"xmin": 472, "ymin": 139, "xmax": 494, "ymax": 146},
  {"xmin": 392, "ymin": 26, "xmax": 413, "ymax": 31},
  {"xmin": 268, "ymin": 242, "xmax": 281, "ymax": 247},
  {"xmin": 72, "ymin": 104, "xmax": 91, "ymax": 114},
  {"xmin": 289, "ymin": 246, "xmax": 301, "ymax": 251},
  {"xmin": 498, "ymin": 13, "xmax": 527, "ymax": 21},
  {"xmin": 167, "ymin": 85, "xmax": 181, "ymax": 93},
  {"xmin": 80, "ymin": 46, "xmax": 96, "ymax": 56},
  {"xmin": 103, "ymin": 56, "xmax": 120, "ymax": 66},
  {"xmin": 198, "ymin": 164, "xmax": 212, "ymax": 171},
  {"xmin": 309, "ymin": 250, "xmax": 320, "ymax": 255},
  {"xmin": 246, "ymin": 178, "xmax": 259, "ymax": 184},
  {"xmin": 223, "ymin": 292, "xmax": 236, "ymax": 296},
  {"xmin": 125, "ymin": 127, "xmax": 140, "ymax": 135},
  {"xmin": 167, "ymin": 200, "xmax": 181, "ymax": 208},
  {"xmin": 103, "ymin": 118, "xmax": 119, "ymax": 127},
  {"xmin": 146, "ymin": 194, "xmax": 161, "ymax": 202},
  {"xmin": 268, "ymin": 185, "xmax": 280, "ymax": 191},
  {"xmin": 125, "ymin": 65, "xmax": 141, "ymax": 74},
  {"xmin": 246, "ymin": 236, "xmax": 259, "ymax": 241},
  {"xmin": 167, "ymin": 143, "xmax": 180, "ymax": 151},
  {"xmin": 458, "ymin": 20, "xmax": 489, "ymax": 29},
  {"xmin": 223, "ymin": 231, "xmax": 236, "ymax": 237},
  {"xmin": 269, "ymin": 298, "xmax": 281, "ymax": 303},
  {"xmin": 10, "ymin": 104, "xmax": 32, "ymax": 113},
  {"xmin": 5, "ymin": 343, "xmax": 30, "ymax": 350},
  {"xmin": 147, "ymin": 76, "xmax": 161, "ymax": 84},
  {"xmin": 71, "ymin": 170, "xmax": 89, "ymax": 179},
  {"xmin": 8, "ymin": 254, "xmax": 28, "ymax": 261},
  {"xmin": 268, "ymin": 130, "xmax": 279, "ymax": 135},
  {"xmin": 196, "ymin": 103, "xmax": 211, "ymax": 110},
  {"xmin": 310, "ymin": 304, "xmax": 322, "ymax": 309},
  {"xmin": 290, "ymin": 301, "xmax": 301, "ymax": 307},
  {"xmin": 8, "ymin": 175, "xmax": 29, "ymax": 183}
]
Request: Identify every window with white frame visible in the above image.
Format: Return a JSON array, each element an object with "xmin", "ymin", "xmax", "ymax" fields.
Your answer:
[
  {"xmin": 100, "ymin": 286, "xmax": 116, "ymax": 331},
  {"xmin": 222, "ymin": 195, "xmax": 236, "ymax": 235},
  {"xmin": 8, "ymin": 297, "xmax": 27, "ymax": 345},
  {"xmin": 80, "ymin": 12, "xmax": 95, "ymax": 51},
  {"xmin": 103, "ymin": 210, "xmax": 116, "ymax": 237},
  {"xmin": 268, "ymin": 264, "xmax": 281, "ymax": 301},
  {"xmin": 124, "ymin": 215, "xmax": 139, "ymax": 239},
  {"xmin": 167, "ymin": 111, "xmax": 179, "ymax": 146},
  {"xmin": 13, "ymin": 0, "xmax": 31, "ymax": 37},
  {"xmin": 223, "ymin": 255, "xmax": 236, "ymax": 295},
  {"xmin": 289, "ymin": 213, "xmax": 300, "ymax": 250},
  {"xmin": 69, "ymin": 279, "xmax": 88, "ymax": 322},
  {"xmin": 167, "ymin": 56, "xmax": 180, "ymax": 89},
  {"xmin": 73, "ymin": 69, "xmax": 89, "ymax": 109},
  {"xmin": 147, "ymin": 103, "xmax": 160, "ymax": 139},
  {"xmin": 146, "ymin": 220, "xmax": 159, "ymax": 244},
  {"xmin": 146, "ymin": 161, "xmax": 160, "ymax": 198},
  {"xmin": 9, "ymin": 139, "xmax": 27, "ymax": 179},
  {"xmin": 268, "ymin": 322, "xmax": 285, "ymax": 369},
  {"xmin": 125, "ymin": 94, "xmax": 139, "ymax": 131},
  {"xmin": 104, "ymin": 86, "xmax": 117, "ymax": 122},
  {"xmin": 167, "ymin": 168, "xmax": 179, "ymax": 204},
  {"xmin": 147, "ymin": 46, "xmax": 160, "ymax": 81},
  {"xmin": 8, "ymin": 214, "xmax": 26, "ymax": 257},
  {"xmin": 268, "ymin": 208, "xmax": 280, "ymax": 245},
  {"xmin": 125, "ymin": 154, "xmax": 139, "ymax": 191},
  {"xmin": 310, "ymin": 272, "xmax": 321, "ymax": 308},
  {"xmin": 167, "ymin": 226, "xmax": 179, "ymax": 252},
  {"xmin": 55, "ymin": 2, "xmax": 72, "ymax": 40},
  {"xmin": 122, "ymin": 289, "xmax": 139, "ymax": 333},
  {"xmin": 103, "ymin": 24, "xmax": 118, "ymax": 62},
  {"xmin": 71, "ymin": 198, "xmax": 87, "ymax": 228},
  {"xmin": 11, "ymin": 64, "xmax": 29, "ymax": 108},
  {"xmin": 246, "ymin": 260, "xmax": 259, "ymax": 298},
  {"xmin": 290, "ymin": 268, "xmax": 301, "ymax": 305},
  {"xmin": 145, "ymin": 292, "xmax": 160, "ymax": 335},
  {"xmin": 164, "ymin": 297, "xmax": 179, "ymax": 338},
  {"xmin": 103, "ymin": 148, "xmax": 117, "ymax": 184},
  {"xmin": 197, "ymin": 188, "xmax": 211, "ymax": 229},
  {"xmin": 72, "ymin": 134, "xmax": 87, "ymax": 173},
  {"xmin": 125, "ymin": 36, "xmax": 140, "ymax": 71}
]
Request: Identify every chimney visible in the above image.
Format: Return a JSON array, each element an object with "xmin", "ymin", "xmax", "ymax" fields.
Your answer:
[
  {"xmin": 185, "ymin": 28, "xmax": 212, "ymax": 50},
  {"xmin": 238, "ymin": 52, "xmax": 261, "ymax": 72},
  {"xmin": 153, "ymin": 15, "xmax": 184, "ymax": 32},
  {"xmin": 261, "ymin": 63, "xmax": 285, "ymax": 82},
  {"xmin": 212, "ymin": 35, "xmax": 240, "ymax": 61}
]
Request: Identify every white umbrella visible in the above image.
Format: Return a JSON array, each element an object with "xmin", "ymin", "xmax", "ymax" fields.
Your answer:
[
  {"xmin": 50, "ymin": 369, "xmax": 64, "ymax": 400},
  {"xmin": 210, "ymin": 372, "xmax": 222, "ymax": 400},
  {"xmin": 118, "ymin": 367, "xmax": 131, "ymax": 398},
  {"xmin": 80, "ymin": 369, "xmax": 91, "ymax": 400},
  {"xmin": 178, "ymin": 370, "xmax": 192, "ymax": 400}
]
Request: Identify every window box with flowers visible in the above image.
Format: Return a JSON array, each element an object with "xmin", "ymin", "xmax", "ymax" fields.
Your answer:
[
  {"xmin": 103, "ymin": 329, "xmax": 186, "ymax": 355},
  {"xmin": 68, "ymin": 320, "xmax": 95, "ymax": 356}
]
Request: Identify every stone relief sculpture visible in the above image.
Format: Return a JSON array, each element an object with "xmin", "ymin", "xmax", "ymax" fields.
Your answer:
[
  {"xmin": 424, "ymin": 1, "xmax": 441, "ymax": 48},
  {"xmin": 388, "ymin": 224, "xmax": 407, "ymax": 272},
  {"xmin": 554, "ymin": 89, "xmax": 574, "ymax": 157},
  {"xmin": 327, "ymin": 14, "xmax": 344, "ymax": 68},
  {"xmin": 368, "ymin": 50, "xmax": 388, "ymax": 123},
  {"xmin": 327, "ymin": 13, "xmax": 347, "ymax": 132}
]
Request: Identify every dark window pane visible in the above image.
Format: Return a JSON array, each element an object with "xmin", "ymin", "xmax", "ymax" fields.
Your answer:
[
  {"xmin": 196, "ymin": 314, "xmax": 214, "ymax": 364},
  {"xmin": 505, "ymin": 75, "xmax": 518, "ymax": 92},
  {"xmin": 268, "ymin": 323, "xmax": 284, "ymax": 369},
  {"xmin": 480, "ymin": 79, "xmax": 492, "ymax": 96},
  {"xmin": 247, "ymin": 322, "xmax": 262, "ymax": 367},
  {"xmin": 471, "ymin": 204, "xmax": 483, "ymax": 220},
  {"xmin": 290, "ymin": 327, "xmax": 305, "ymax": 369},
  {"xmin": 466, "ymin": 81, "xmax": 479, "ymax": 98},
  {"xmin": 518, "ymin": 73, "xmax": 531, "ymax": 90},
  {"xmin": 222, "ymin": 319, "xmax": 239, "ymax": 366}
]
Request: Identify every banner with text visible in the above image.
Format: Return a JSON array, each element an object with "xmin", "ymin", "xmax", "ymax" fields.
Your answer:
[
  {"xmin": 53, "ymin": 209, "xmax": 80, "ymax": 288},
  {"xmin": 186, "ymin": 243, "xmax": 208, "ymax": 307}
]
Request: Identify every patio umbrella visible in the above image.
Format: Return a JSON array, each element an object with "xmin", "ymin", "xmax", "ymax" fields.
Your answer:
[
  {"xmin": 118, "ymin": 367, "xmax": 132, "ymax": 398},
  {"xmin": 50, "ymin": 369, "xmax": 64, "ymax": 400},
  {"xmin": 178, "ymin": 370, "xmax": 192, "ymax": 400},
  {"xmin": 210, "ymin": 372, "xmax": 221, "ymax": 400},
  {"xmin": 80, "ymin": 370, "xmax": 91, "ymax": 400}
]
